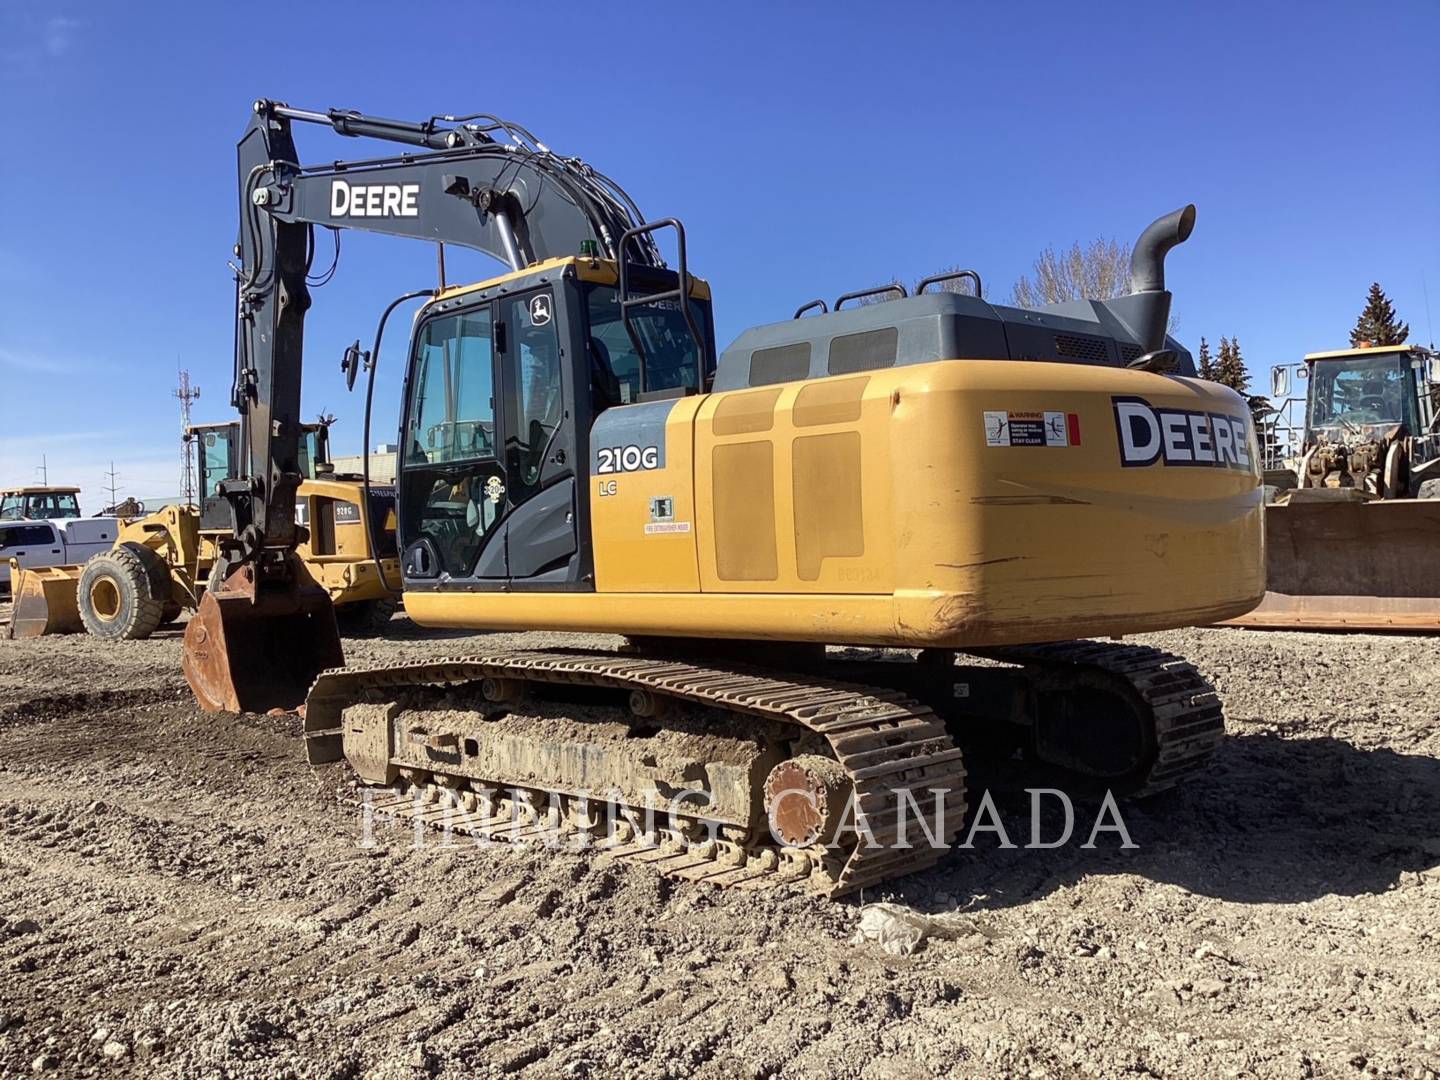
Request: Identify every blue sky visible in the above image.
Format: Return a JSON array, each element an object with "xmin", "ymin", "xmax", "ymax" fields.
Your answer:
[{"xmin": 2, "ymin": 1, "xmax": 1437, "ymax": 508}]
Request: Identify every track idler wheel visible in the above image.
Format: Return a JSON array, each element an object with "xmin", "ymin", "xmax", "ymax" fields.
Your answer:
[
  {"xmin": 763, "ymin": 755, "xmax": 853, "ymax": 848},
  {"xmin": 183, "ymin": 555, "xmax": 344, "ymax": 714}
]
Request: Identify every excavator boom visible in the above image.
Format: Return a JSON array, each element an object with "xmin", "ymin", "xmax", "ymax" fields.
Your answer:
[{"xmin": 185, "ymin": 100, "xmax": 666, "ymax": 712}]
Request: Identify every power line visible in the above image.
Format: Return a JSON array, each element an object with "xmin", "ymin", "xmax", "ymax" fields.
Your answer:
[{"xmin": 102, "ymin": 461, "xmax": 122, "ymax": 509}]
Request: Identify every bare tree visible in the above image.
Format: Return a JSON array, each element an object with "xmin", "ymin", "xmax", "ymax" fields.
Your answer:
[
  {"xmin": 864, "ymin": 239, "xmax": 1129, "ymax": 307},
  {"xmin": 856, "ymin": 240, "xmax": 1181, "ymax": 334},
  {"xmin": 1010, "ymin": 236, "xmax": 1179, "ymax": 333},
  {"xmin": 1010, "ymin": 238, "xmax": 1131, "ymax": 307}
]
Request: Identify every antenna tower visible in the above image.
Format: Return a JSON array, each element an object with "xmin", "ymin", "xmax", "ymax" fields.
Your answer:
[{"xmin": 175, "ymin": 370, "xmax": 201, "ymax": 505}]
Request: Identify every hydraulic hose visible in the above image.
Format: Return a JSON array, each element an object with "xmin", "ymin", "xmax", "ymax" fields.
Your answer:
[{"xmin": 363, "ymin": 289, "xmax": 436, "ymax": 596}]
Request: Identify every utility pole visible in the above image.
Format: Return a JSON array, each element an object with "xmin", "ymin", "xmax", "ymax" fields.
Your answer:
[
  {"xmin": 102, "ymin": 461, "xmax": 122, "ymax": 510},
  {"xmin": 174, "ymin": 369, "xmax": 201, "ymax": 505},
  {"xmin": 36, "ymin": 454, "xmax": 47, "ymax": 485}
]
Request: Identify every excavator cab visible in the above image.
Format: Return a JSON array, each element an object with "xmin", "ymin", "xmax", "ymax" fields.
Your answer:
[
  {"xmin": 186, "ymin": 254, "xmax": 713, "ymax": 712},
  {"xmin": 395, "ymin": 251, "xmax": 714, "ymax": 592}
]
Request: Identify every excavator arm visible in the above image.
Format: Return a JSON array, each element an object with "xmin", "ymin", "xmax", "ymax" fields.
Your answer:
[
  {"xmin": 227, "ymin": 98, "xmax": 658, "ymax": 566},
  {"xmin": 186, "ymin": 100, "xmax": 662, "ymax": 712}
]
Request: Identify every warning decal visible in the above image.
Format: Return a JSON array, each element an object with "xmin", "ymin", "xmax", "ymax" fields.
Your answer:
[{"xmin": 984, "ymin": 410, "xmax": 1080, "ymax": 448}]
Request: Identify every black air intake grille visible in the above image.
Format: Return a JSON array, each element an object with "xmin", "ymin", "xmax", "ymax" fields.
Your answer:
[
  {"xmin": 1118, "ymin": 343, "xmax": 1143, "ymax": 365},
  {"xmin": 1055, "ymin": 334, "xmax": 1110, "ymax": 363}
]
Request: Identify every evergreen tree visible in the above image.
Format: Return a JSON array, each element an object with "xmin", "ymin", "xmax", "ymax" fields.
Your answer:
[
  {"xmin": 1210, "ymin": 337, "xmax": 1238, "ymax": 391},
  {"xmin": 1196, "ymin": 336, "xmax": 1270, "ymax": 452},
  {"xmin": 1196, "ymin": 337, "xmax": 1214, "ymax": 380},
  {"xmin": 1349, "ymin": 282, "xmax": 1409, "ymax": 347},
  {"xmin": 1218, "ymin": 336, "xmax": 1250, "ymax": 395}
]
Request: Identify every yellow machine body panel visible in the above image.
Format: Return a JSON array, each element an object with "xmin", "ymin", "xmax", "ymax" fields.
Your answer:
[
  {"xmin": 405, "ymin": 360, "xmax": 1264, "ymax": 646},
  {"xmin": 295, "ymin": 478, "xmax": 401, "ymax": 605},
  {"xmin": 590, "ymin": 396, "xmax": 704, "ymax": 593}
]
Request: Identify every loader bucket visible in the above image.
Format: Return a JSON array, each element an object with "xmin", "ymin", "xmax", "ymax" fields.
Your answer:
[
  {"xmin": 5, "ymin": 563, "xmax": 83, "ymax": 638},
  {"xmin": 182, "ymin": 559, "xmax": 345, "ymax": 713},
  {"xmin": 1224, "ymin": 495, "xmax": 1440, "ymax": 631}
]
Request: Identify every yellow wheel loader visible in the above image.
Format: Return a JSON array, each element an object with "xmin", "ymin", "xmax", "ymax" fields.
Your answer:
[
  {"xmin": 1226, "ymin": 344, "xmax": 1440, "ymax": 630},
  {"xmin": 180, "ymin": 101, "xmax": 1264, "ymax": 897},
  {"xmin": 7, "ymin": 420, "xmax": 400, "ymax": 640}
]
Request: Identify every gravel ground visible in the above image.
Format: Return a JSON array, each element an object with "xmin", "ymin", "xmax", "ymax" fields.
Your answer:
[{"xmin": 0, "ymin": 612, "xmax": 1436, "ymax": 1079}]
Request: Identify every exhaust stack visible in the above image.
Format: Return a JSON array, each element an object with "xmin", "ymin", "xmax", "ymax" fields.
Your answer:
[{"xmin": 1125, "ymin": 204, "xmax": 1196, "ymax": 355}]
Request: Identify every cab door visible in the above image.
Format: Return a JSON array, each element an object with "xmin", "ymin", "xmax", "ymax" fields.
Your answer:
[
  {"xmin": 397, "ymin": 285, "xmax": 580, "ymax": 590},
  {"xmin": 398, "ymin": 304, "xmax": 510, "ymax": 583},
  {"xmin": 494, "ymin": 287, "xmax": 578, "ymax": 583}
]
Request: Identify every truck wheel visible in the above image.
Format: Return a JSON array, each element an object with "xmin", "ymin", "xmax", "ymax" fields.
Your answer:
[
  {"xmin": 77, "ymin": 546, "xmax": 167, "ymax": 641},
  {"xmin": 335, "ymin": 596, "xmax": 399, "ymax": 637}
]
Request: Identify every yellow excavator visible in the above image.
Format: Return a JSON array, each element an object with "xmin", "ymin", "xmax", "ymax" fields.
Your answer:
[
  {"xmin": 7, "ymin": 419, "xmax": 399, "ymax": 639},
  {"xmin": 182, "ymin": 100, "xmax": 1263, "ymax": 896}
]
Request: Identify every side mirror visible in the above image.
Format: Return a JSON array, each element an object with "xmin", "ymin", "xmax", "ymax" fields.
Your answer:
[
  {"xmin": 1270, "ymin": 365, "xmax": 1291, "ymax": 400},
  {"xmin": 341, "ymin": 340, "xmax": 369, "ymax": 392}
]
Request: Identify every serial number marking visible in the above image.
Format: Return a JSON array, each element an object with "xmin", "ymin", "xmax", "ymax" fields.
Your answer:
[{"xmin": 596, "ymin": 444, "xmax": 660, "ymax": 474}]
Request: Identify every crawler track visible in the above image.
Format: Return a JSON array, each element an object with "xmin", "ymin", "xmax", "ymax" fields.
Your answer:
[
  {"xmin": 304, "ymin": 651, "xmax": 969, "ymax": 897},
  {"xmin": 302, "ymin": 640, "xmax": 1224, "ymax": 896},
  {"xmin": 973, "ymin": 640, "xmax": 1226, "ymax": 796}
]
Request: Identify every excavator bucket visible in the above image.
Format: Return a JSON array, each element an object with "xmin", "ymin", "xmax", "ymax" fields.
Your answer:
[
  {"xmin": 1224, "ymin": 493, "xmax": 1440, "ymax": 631},
  {"xmin": 4, "ymin": 562, "xmax": 83, "ymax": 638},
  {"xmin": 182, "ymin": 558, "xmax": 344, "ymax": 713}
]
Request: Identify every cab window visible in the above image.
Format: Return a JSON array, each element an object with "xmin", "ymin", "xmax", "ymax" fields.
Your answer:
[
  {"xmin": 21, "ymin": 493, "xmax": 79, "ymax": 520},
  {"xmin": 0, "ymin": 524, "xmax": 55, "ymax": 548},
  {"xmin": 201, "ymin": 430, "xmax": 235, "ymax": 499},
  {"xmin": 406, "ymin": 310, "xmax": 496, "ymax": 465},
  {"xmin": 584, "ymin": 283, "xmax": 712, "ymax": 406},
  {"xmin": 1307, "ymin": 355, "xmax": 1413, "ymax": 430},
  {"xmin": 504, "ymin": 292, "xmax": 562, "ymax": 489},
  {"xmin": 400, "ymin": 306, "xmax": 507, "ymax": 581},
  {"xmin": 299, "ymin": 432, "xmax": 316, "ymax": 478}
]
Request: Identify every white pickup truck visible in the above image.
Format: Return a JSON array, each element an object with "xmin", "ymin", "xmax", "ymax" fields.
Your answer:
[{"xmin": 0, "ymin": 518, "xmax": 120, "ymax": 595}]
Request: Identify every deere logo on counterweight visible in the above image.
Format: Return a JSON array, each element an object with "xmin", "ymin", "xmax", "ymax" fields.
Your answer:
[{"xmin": 1112, "ymin": 396, "xmax": 1252, "ymax": 470}]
